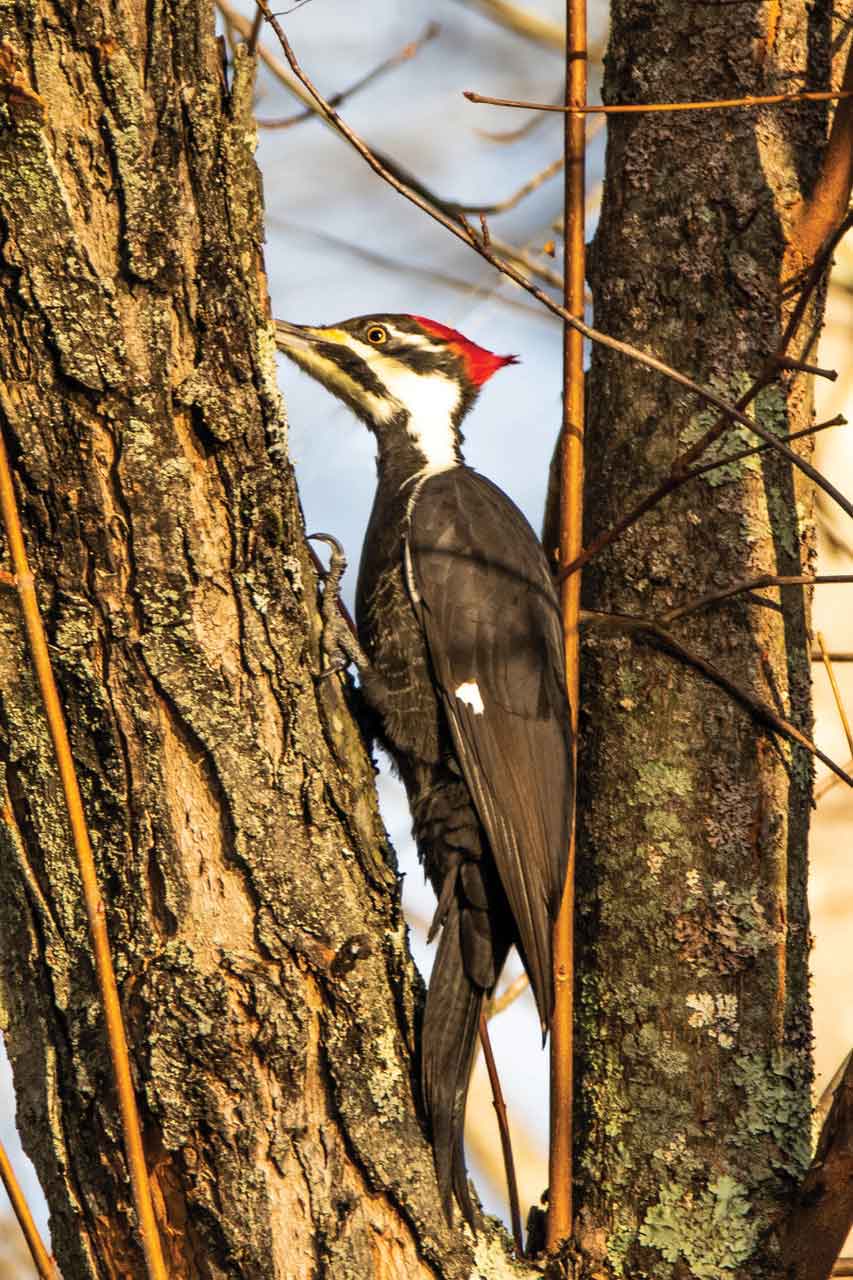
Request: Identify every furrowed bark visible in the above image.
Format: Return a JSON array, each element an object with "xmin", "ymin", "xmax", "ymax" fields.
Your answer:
[
  {"xmin": 0, "ymin": 5, "xmax": 531, "ymax": 1277},
  {"xmin": 574, "ymin": 1, "xmax": 848, "ymax": 1275}
]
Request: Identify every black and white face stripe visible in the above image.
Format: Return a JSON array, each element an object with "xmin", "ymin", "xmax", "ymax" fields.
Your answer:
[{"xmin": 275, "ymin": 316, "xmax": 474, "ymax": 472}]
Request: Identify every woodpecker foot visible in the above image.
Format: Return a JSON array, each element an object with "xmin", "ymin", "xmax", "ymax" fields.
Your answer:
[{"xmin": 309, "ymin": 533, "xmax": 370, "ymax": 680}]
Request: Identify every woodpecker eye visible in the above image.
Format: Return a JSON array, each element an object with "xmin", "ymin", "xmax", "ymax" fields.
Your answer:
[{"xmin": 366, "ymin": 325, "xmax": 388, "ymax": 345}]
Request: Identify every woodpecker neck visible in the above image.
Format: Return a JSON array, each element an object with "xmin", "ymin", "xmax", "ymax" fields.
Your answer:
[{"xmin": 371, "ymin": 369, "xmax": 473, "ymax": 484}]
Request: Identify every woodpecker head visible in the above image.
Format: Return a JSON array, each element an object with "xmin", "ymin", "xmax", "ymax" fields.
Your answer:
[{"xmin": 274, "ymin": 314, "xmax": 517, "ymax": 472}]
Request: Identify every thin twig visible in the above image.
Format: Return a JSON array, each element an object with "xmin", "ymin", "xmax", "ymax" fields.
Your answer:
[
  {"xmin": 662, "ymin": 574, "xmax": 853, "ymax": 625},
  {"xmin": 253, "ymin": 1, "xmax": 853, "ymax": 538},
  {"xmin": 0, "ymin": 398, "xmax": 167, "ymax": 1280},
  {"xmin": 0, "ymin": 1137, "xmax": 58, "ymax": 1279},
  {"xmin": 814, "ymin": 652, "xmax": 853, "ymax": 663},
  {"xmin": 246, "ymin": 7, "xmax": 263, "ymax": 54},
  {"xmin": 775, "ymin": 355, "xmax": 838, "ymax": 380},
  {"xmin": 549, "ymin": 0, "xmax": 585, "ymax": 1253},
  {"xmin": 270, "ymin": 217, "xmax": 546, "ymax": 317},
  {"xmin": 684, "ymin": 416, "xmax": 846, "ymax": 485},
  {"xmin": 478, "ymin": 1013, "xmax": 524, "ymax": 1255},
  {"xmin": 256, "ymin": 23, "xmax": 439, "ymax": 128},
  {"xmin": 582, "ymin": 610, "xmax": 853, "ymax": 786},
  {"xmin": 450, "ymin": 0, "xmax": 565, "ymax": 51},
  {"xmin": 488, "ymin": 235, "xmax": 565, "ymax": 288},
  {"xmin": 487, "ymin": 973, "xmax": 530, "ymax": 1019},
  {"xmin": 815, "ymin": 760, "xmax": 853, "ymax": 801},
  {"xmin": 455, "ymin": 156, "xmax": 563, "ymax": 216},
  {"xmin": 464, "ymin": 87, "xmax": 853, "ymax": 114},
  {"xmin": 478, "ymin": 91, "xmax": 562, "ymax": 141},
  {"xmin": 817, "ymin": 633, "xmax": 853, "ymax": 758}
]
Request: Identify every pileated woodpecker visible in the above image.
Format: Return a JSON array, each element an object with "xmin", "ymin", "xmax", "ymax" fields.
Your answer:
[{"xmin": 275, "ymin": 313, "xmax": 571, "ymax": 1227}]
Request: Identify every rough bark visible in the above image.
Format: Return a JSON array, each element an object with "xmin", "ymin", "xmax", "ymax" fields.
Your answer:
[
  {"xmin": 0, "ymin": 5, "xmax": 531, "ymax": 1277},
  {"xmin": 573, "ymin": 2, "xmax": 847, "ymax": 1277}
]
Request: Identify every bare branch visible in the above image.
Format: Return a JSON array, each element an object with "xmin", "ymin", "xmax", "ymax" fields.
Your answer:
[
  {"xmin": 662, "ymin": 575, "xmax": 853, "ymax": 626},
  {"xmin": 269, "ymin": 217, "xmax": 545, "ymax": 317},
  {"xmin": 455, "ymin": 156, "xmax": 563, "ymax": 217},
  {"xmin": 464, "ymin": 87, "xmax": 853, "ymax": 114},
  {"xmin": 256, "ymin": 23, "xmax": 439, "ymax": 129},
  {"xmin": 815, "ymin": 760, "xmax": 853, "ymax": 800},
  {"xmin": 781, "ymin": 1051, "xmax": 853, "ymax": 1280},
  {"xmin": 478, "ymin": 1013, "xmax": 523, "ymax": 1254},
  {"xmin": 487, "ymin": 973, "xmax": 530, "ymax": 1019},
  {"xmin": 580, "ymin": 610, "xmax": 853, "ymax": 786},
  {"xmin": 0, "ymin": 1135, "xmax": 58, "ymax": 1279},
  {"xmin": 775, "ymin": 354, "xmax": 838, "ymax": 381},
  {"xmin": 817, "ymin": 634, "xmax": 853, "ymax": 758},
  {"xmin": 449, "ymin": 0, "xmax": 565, "ymax": 51}
]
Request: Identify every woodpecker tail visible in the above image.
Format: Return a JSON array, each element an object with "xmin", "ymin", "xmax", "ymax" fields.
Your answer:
[
  {"xmin": 421, "ymin": 896, "xmax": 484, "ymax": 1228},
  {"xmin": 422, "ymin": 883, "xmax": 511, "ymax": 1229}
]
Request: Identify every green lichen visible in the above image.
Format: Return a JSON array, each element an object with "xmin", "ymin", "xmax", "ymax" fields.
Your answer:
[
  {"xmin": 636, "ymin": 760, "xmax": 693, "ymax": 799},
  {"xmin": 639, "ymin": 1175, "xmax": 759, "ymax": 1276},
  {"xmin": 732, "ymin": 1049, "xmax": 812, "ymax": 1182}
]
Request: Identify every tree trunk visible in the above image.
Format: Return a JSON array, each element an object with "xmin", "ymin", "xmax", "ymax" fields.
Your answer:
[
  {"xmin": 574, "ymin": 2, "xmax": 844, "ymax": 1276},
  {"xmin": 0, "ymin": 7, "xmax": 530, "ymax": 1277}
]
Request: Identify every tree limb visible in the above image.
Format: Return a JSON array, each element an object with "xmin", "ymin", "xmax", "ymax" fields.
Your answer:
[{"xmin": 780, "ymin": 1051, "xmax": 853, "ymax": 1280}]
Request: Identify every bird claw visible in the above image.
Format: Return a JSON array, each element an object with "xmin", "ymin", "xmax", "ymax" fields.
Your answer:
[
  {"xmin": 308, "ymin": 531, "xmax": 347, "ymax": 577},
  {"xmin": 308, "ymin": 532, "xmax": 369, "ymax": 679}
]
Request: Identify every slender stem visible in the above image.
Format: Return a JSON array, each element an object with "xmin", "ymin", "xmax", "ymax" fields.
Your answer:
[
  {"xmin": 0, "ymin": 418, "xmax": 167, "ymax": 1280},
  {"xmin": 581, "ymin": 610, "xmax": 853, "ymax": 785},
  {"xmin": 256, "ymin": 23, "xmax": 439, "ymax": 128},
  {"xmin": 662, "ymin": 574, "xmax": 853, "ymax": 624},
  {"xmin": 0, "ymin": 1137, "xmax": 57, "ymax": 1279},
  {"xmin": 478, "ymin": 1013, "xmax": 523, "ymax": 1254},
  {"xmin": 463, "ymin": 87, "xmax": 853, "ymax": 113},
  {"xmin": 815, "ymin": 762, "xmax": 853, "ymax": 801},
  {"xmin": 818, "ymin": 633, "xmax": 853, "ymax": 758},
  {"xmin": 487, "ymin": 973, "xmax": 530, "ymax": 1019},
  {"xmin": 549, "ymin": 0, "xmax": 585, "ymax": 1254},
  {"xmin": 683, "ymin": 416, "xmax": 845, "ymax": 485},
  {"xmin": 774, "ymin": 355, "xmax": 837, "ymax": 380}
]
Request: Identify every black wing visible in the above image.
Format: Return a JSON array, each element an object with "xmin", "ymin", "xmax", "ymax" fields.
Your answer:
[{"xmin": 407, "ymin": 466, "xmax": 572, "ymax": 1026}]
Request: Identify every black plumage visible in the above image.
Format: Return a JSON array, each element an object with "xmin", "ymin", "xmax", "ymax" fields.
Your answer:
[{"xmin": 274, "ymin": 314, "xmax": 572, "ymax": 1227}]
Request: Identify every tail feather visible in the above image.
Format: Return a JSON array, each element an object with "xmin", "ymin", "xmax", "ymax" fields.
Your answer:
[{"xmin": 421, "ymin": 898, "xmax": 484, "ymax": 1227}]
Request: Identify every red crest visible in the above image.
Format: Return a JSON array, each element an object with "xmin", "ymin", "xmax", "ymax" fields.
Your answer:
[{"xmin": 412, "ymin": 316, "xmax": 519, "ymax": 387}]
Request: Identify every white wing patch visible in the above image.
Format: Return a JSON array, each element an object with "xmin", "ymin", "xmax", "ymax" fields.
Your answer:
[{"xmin": 455, "ymin": 680, "xmax": 485, "ymax": 715}]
